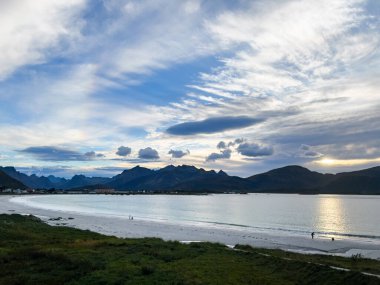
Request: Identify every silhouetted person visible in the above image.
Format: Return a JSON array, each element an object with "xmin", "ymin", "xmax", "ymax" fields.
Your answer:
[
  {"xmin": 331, "ymin": 237, "xmax": 334, "ymax": 241},
  {"xmin": 311, "ymin": 232, "xmax": 315, "ymax": 239}
]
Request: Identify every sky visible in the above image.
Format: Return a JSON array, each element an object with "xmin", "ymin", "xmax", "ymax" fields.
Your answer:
[{"xmin": 0, "ymin": 0, "xmax": 379, "ymax": 178}]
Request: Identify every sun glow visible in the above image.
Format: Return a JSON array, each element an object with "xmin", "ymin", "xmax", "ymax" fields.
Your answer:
[
  {"xmin": 315, "ymin": 157, "xmax": 380, "ymax": 167},
  {"xmin": 317, "ymin": 158, "xmax": 336, "ymax": 165}
]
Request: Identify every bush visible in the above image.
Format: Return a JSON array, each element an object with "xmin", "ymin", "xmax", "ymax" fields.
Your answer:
[
  {"xmin": 351, "ymin": 253, "xmax": 363, "ymax": 262},
  {"xmin": 141, "ymin": 265, "xmax": 155, "ymax": 275}
]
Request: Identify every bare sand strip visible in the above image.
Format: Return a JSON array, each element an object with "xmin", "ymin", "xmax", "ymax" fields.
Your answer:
[{"xmin": 1, "ymin": 195, "xmax": 379, "ymax": 260}]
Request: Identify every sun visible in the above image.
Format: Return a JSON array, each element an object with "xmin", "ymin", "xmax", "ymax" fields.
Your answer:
[{"xmin": 317, "ymin": 158, "xmax": 336, "ymax": 165}]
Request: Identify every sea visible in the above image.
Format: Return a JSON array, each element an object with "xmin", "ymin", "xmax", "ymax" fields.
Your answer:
[{"xmin": 11, "ymin": 193, "xmax": 380, "ymax": 242}]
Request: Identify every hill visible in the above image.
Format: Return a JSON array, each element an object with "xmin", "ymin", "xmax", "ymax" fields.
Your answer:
[
  {"xmin": 247, "ymin": 165, "xmax": 335, "ymax": 192},
  {"xmin": 320, "ymin": 166, "xmax": 380, "ymax": 194},
  {"xmin": 0, "ymin": 166, "xmax": 55, "ymax": 189},
  {"xmin": 0, "ymin": 170, "xmax": 26, "ymax": 189},
  {"xmin": 247, "ymin": 165, "xmax": 380, "ymax": 194}
]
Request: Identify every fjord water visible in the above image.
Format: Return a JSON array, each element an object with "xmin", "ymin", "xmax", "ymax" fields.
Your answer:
[{"xmin": 13, "ymin": 194, "xmax": 380, "ymax": 241}]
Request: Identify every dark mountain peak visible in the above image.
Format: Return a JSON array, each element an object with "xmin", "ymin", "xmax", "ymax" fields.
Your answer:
[
  {"xmin": 0, "ymin": 166, "xmax": 55, "ymax": 189},
  {"xmin": 107, "ymin": 165, "xmax": 154, "ymax": 189},
  {"xmin": 337, "ymin": 165, "xmax": 380, "ymax": 177},
  {"xmin": 72, "ymin": 174, "xmax": 86, "ymax": 180},
  {"xmin": 247, "ymin": 165, "xmax": 330, "ymax": 191},
  {"xmin": 0, "ymin": 170, "xmax": 26, "ymax": 189},
  {"xmin": 218, "ymin": 170, "xmax": 228, "ymax": 176},
  {"xmin": 267, "ymin": 165, "xmax": 311, "ymax": 174},
  {"xmin": 158, "ymin": 165, "xmax": 199, "ymax": 174},
  {"xmin": 47, "ymin": 175, "xmax": 67, "ymax": 185},
  {"xmin": 2, "ymin": 166, "xmax": 17, "ymax": 172},
  {"xmin": 180, "ymin": 164, "xmax": 197, "ymax": 169},
  {"xmin": 131, "ymin": 165, "xmax": 147, "ymax": 170},
  {"xmin": 122, "ymin": 166, "xmax": 151, "ymax": 173},
  {"xmin": 160, "ymin": 165, "xmax": 176, "ymax": 172},
  {"xmin": 179, "ymin": 165, "xmax": 198, "ymax": 172}
]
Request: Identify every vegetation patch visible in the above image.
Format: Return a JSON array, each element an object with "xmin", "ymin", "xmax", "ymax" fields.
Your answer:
[{"xmin": 0, "ymin": 214, "xmax": 379, "ymax": 285}]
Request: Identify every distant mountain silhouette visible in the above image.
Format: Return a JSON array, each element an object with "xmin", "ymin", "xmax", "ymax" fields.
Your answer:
[
  {"xmin": 62, "ymin": 175, "xmax": 111, "ymax": 190},
  {"xmin": 0, "ymin": 167, "xmax": 55, "ymax": 189},
  {"xmin": 107, "ymin": 165, "xmax": 251, "ymax": 192},
  {"xmin": 0, "ymin": 170, "xmax": 26, "ymax": 189},
  {"xmin": 1, "ymin": 165, "xmax": 379, "ymax": 194},
  {"xmin": 247, "ymin": 165, "xmax": 335, "ymax": 192},
  {"xmin": 47, "ymin": 175, "xmax": 67, "ymax": 185},
  {"xmin": 106, "ymin": 166, "xmax": 154, "ymax": 190},
  {"xmin": 246, "ymin": 165, "xmax": 380, "ymax": 194},
  {"xmin": 320, "ymin": 166, "xmax": 380, "ymax": 194},
  {"xmin": 0, "ymin": 166, "xmax": 110, "ymax": 190}
]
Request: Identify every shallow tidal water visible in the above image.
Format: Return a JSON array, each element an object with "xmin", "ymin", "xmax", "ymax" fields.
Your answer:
[{"xmin": 11, "ymin": 194, "xmax": 380, "ymax": 242}]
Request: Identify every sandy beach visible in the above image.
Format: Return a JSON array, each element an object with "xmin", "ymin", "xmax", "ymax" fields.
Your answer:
[{"xmin": 1, "ymin": 195, "xmax": 379, "ymax": 260}]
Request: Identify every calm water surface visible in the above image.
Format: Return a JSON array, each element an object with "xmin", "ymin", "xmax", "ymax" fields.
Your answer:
[{"xmin": 13, "ymin": 194, "xmax": 380, "ymax": 241}]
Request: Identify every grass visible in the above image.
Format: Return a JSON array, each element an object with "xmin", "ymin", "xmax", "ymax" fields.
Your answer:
[{"xmin": 0, "ymin": 214, "xmax": 379, "ymax": 285}]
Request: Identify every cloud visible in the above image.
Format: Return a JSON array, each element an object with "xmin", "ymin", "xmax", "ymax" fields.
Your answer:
[
  {"xmin": 116, "ymin": 146, "xmax": 132, "ymax": 157},
  {"xmin": 95, "ymin": 166, "xmax": 127, "ymax": 172},
  {"xmin": 236, "ymin": 143, "xmax": 273, "ymax": 157},
  {"xmin": 217, "ymin": 141, "xmax": 226, "ymax": 149},
  {"xmin": 103, "ymin": 1, "xmax": 220, "ymax": 77},
  {"xmin": 84, "ymin": 151, "xmax": 105, "ymax": 158},
  {"xmin": 166, "ymin": 116, "xmax": 264, "ymax": 135},
  {"xmin": 298, "ymin": 144, "xmax": 323, "ymax": 158},
  {"xmin": 227, "ymin": 138, "xmax": 245, "ymax": 147},
  {"xmin": 19, "ymin": 146, "xmax": 103, "ymax": 161},
  {"xmin": 168, "ymin": 149, "xmax": 189, "ymax": 158},
  {"xmin": 217, "ymin": 138, "xmax": 245, "ymax": 149},
  {"xmin": 0, "ymin": 0, "xmax": 85, "ymax": 80},
  {"xmin": 209, "ymin": 138, "xmax": 273, "ymax": 160},
  {"xmin": 206, "ymin": 149, "xmax": 232, "ymax": 162},
  {"xmin": 138, "ymin": 147, "xmax": 160, "ymax": 159}
]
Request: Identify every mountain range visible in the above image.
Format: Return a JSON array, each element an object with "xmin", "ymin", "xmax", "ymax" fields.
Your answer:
[
  {"xmin": 1, "ymin": 165, "xmax": 379, "ymax": 194},
  {"xmin": 0, "ymin": 167, "xmax": 111, "ymax": 190},
  {"xmin": 0, "ymin": 169, "xmax": 26, "ymax": 190}
]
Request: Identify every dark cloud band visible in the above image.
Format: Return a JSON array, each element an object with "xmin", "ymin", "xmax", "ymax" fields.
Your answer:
[
  {"xmin": 166, "ymin": 116, "xmax": 264, "ymax": 135},
  {"xmin": 19, "ymin": 146, "xmax": 104, "ymax": 161}
]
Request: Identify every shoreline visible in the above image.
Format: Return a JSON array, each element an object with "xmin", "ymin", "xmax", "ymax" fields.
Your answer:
[{"xmin": 1, "ymin": 195, "xmax": 379, "ymax": 260}]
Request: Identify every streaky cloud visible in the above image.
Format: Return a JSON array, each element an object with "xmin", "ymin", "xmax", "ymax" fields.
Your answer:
[
  {"xmin": 166, "ymin": 116, "xmax": 264, "ymax": 135},
  {"xmin": 19, "ymin": 146, "xmax": 103, "ymax": 161}
]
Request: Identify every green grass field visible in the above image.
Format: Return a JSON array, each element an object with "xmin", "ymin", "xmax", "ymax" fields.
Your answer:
[{"xmin": 0, "ymin": 214, "xmax": 379, "ymax": 285}]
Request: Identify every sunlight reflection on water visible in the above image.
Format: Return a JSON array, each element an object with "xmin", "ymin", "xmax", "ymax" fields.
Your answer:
[{"xmin": 315, "ymin": 196, "xmax": 349, "ymax": 237}]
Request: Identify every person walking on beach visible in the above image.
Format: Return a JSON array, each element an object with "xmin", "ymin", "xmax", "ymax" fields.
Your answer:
[{"xmin": 311, "ymin": 232, "xmax": 315, "ymax": 239}]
